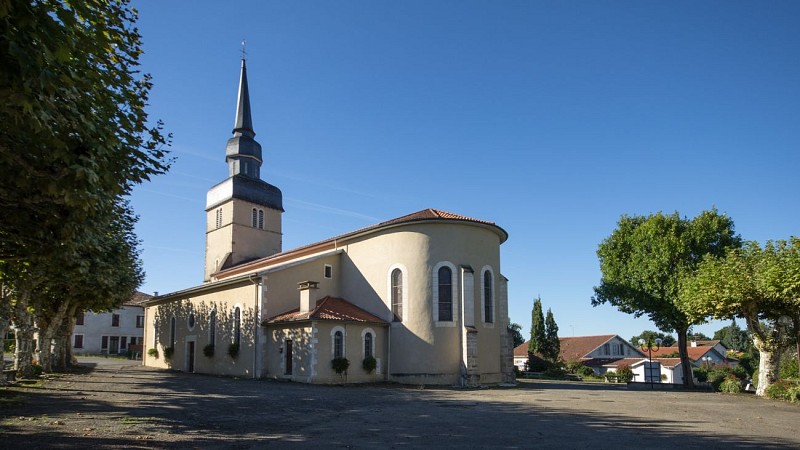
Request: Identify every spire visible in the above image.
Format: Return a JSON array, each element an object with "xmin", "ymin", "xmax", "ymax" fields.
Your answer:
[{"xmin": 233, "ymin": 57, "xmax": 254, "ymax": 138}]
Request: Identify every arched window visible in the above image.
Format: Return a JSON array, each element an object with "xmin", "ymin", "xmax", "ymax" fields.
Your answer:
[
  {"xmin": 438, "ymin": 266, "xmax": 453, "ymax": 321},
  {"xmin": 169, "ymin": 316, "xmax": 176, "ymax": 348},
  {"xmin": 209, "ymin": 309, "xmax": 217, "ymax": 346},
  {"xmin": 483, "ymin": 270, "xmax": 494, "ymax": 323},
  {"xmin": 364, "ymin": 332, "xmax": 373, "ymax": 358},
  {"xmin": 258, "ymin": 209, "xmax": 264, "ymax": 229},
  {"xmin": 391, "ymin": 268, "xmax": 403, "ymax": 322},
  {"xmin": 252, "ymin": 208, "xmax": 258, "ymax": 227},
  {"xmin": 233, "ymin": 306, "xmax": 241, "ymax": 347},
  {"xmin": 334, "ymin": 330, "xmax": 344, "ymax": 358}
]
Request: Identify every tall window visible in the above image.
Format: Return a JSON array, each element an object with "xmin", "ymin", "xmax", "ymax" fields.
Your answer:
[
  {"xmin": 209, "ymin": 309, "xmax": 217, "ymax": 346},
  {"xmin": 438, "ymin": 266, "xmax": 453, "ymax": 321},
  {"xmin": 364, "ymin": 332, "xmax": 373, "ymax": 358},
  {"xmin": 136, "ymin": 315, "xmax": 144, "ymax": 328},
  {"xmin": 169, "ymin": 316, "xmax": 176, "ymax": 347},
  {"xmin": 74, "ymin": 335, "xmax": 84, "ymax": 349},
  {"xmin": 216, "ymin": 208, "xmax": 223, "ymax": 228},
  {"xmin": 483, "ymin": 270, "xmax": 493, "ymax": 323},
  {"xmin": 75, "ymin": 312, "xmax": 84, "ymax": 326},
  {"xmin": 252, "ymin": 208, "xmax": 258, "ymax": 227},
  {"xmin": 334, "ymin": 330, "xmax": 344, "ymax": 358},
  {"xmin": 111, "ymin": 314, "xmax": 120, "ymax": 327},
  {"xmin": 258, "ymin": 209, "xmax": 264, "ymax": 229},
  {"xmin": 391, "ymin": 268, "xmax": 403, "ymax": 322},
  {"xmin": 233, "ymin": 306, "xmax": 241, "ymax": 347}
]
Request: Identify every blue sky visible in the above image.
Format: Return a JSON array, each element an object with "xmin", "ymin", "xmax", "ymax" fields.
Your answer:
[{"xmin": 130, "ymin": 1, "xmax": 800, "ymax": 342}]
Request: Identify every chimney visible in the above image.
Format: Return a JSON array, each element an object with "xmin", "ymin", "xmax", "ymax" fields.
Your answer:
[
  {"xmin": 154, "ymin": 291, "xmax": 159, "ymax": 297},
  {"xmin": 298, "ymin": 281, "xmax": 319, "ymax": 314},
  {"xmin": 690, "ymin": 341, "xmax": 698, "ymax": 347}
]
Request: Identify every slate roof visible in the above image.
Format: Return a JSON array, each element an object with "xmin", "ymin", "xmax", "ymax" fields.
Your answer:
[{"xmin": 264, "ymin": 296, "xmax": 388, "ymax": 326}]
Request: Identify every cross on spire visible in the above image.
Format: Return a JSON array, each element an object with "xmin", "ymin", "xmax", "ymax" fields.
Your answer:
[{"xmin": 241, "ymin": 39, "xmax": 247, "ymax": 61}]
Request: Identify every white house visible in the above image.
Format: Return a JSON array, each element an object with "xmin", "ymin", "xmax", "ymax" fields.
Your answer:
[{"xmin": 72, "ymin": 292, "xmax": 152, "ymax": 356}]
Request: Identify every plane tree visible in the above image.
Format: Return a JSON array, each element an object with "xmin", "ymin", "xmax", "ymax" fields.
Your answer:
[
  {"xmin": 592, "ymin": 210, "xmax": 741, "ymax": 387},
  {"xmin": 679, "ymin": 239, "xmax": 800, "ymax": 396}
]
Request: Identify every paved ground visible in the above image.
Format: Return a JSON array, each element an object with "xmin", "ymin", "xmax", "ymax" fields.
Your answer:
[{"xmin": 1, "ymin": 358, "xmax": 799, "ymax": 449}]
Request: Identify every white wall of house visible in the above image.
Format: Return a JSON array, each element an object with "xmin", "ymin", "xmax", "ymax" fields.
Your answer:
[{"xmin": 72, "ymin": 305, "xmax": 144, "ymax": 355}]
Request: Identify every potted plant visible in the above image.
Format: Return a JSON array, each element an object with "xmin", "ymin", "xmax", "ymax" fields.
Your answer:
[
  {"xmin": 228, "ymin": 343, "xmax": 239, "ymax": 359},
  {"xmin": 163, "ymin": 347, "xmax": 174, "ymax": 360},
  {"xmin": 203, "ymin": 344, "xmax": 215, "ymax": 358},
  {"xmin": 147, "ymin": 348, "xmax": 159, "ymax": 359},
  {"xmin": 362, "ymin": 356, "xmax": 377, "ymax": 374},
  {"xmin": 332, "ymin": 357, "xmax": 350, "ymax": 375}
]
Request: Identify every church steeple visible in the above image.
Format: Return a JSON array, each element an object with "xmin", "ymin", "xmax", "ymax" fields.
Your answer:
[
  {"xmin": 225, "ymin": 57, "xmax": 263, "ymax": 179},
  {"xmin": 205, "ymin": 54, "xmax": 284, "ymax": 282},
  {"xmin": 233, "ymin": 58, "xmax": 254, "ymax": 138}
]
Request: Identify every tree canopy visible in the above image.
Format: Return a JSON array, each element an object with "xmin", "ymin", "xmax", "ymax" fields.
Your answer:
[
  {"xmin": 630, "ymin": 330, "xmax": 676, "ymax": 347},
  {"xmin": 509, "ymin": 323, "xmax": 525, "ymax": 348},
  {"xmin": 0, "ymin": 0, "xmax": 171, "ymax": 262},
  {"xmin": 679, "ymin": 239, "xmax": 800, "ymax": 395},
  {"xmin": 592, "ymin": 209, "xmax": 741, "ymax": 386},
  {"xmin": 713, "ymin": 319, "xmax": 749, "ymax": 353},
  {"xmin": 0, "ymin": 0, "xmax": 170, "ymax": 376}
]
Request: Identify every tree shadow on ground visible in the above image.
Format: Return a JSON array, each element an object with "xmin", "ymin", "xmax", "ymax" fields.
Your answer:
[{"xmin": 1, "ymin": 363, "xmax": 798, "ymax": 449}]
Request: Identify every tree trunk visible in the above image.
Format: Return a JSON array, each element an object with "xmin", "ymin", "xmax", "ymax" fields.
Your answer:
[
  {"xmin": 676, "ymin": 327, "xmax": 695, "ymax": 388},
  {"xmin": 52, "ymin": 304, "xmax": 77, "ymax": 372},
  {"xmin": 1, "ymin": 284, "xmax": 9, "ymax": 370},
  {"xmin": 755, "ymin": 344, "xmax": 781, "ymax": 397},
  {"xmin": 36, "ymin": 300, "xmax": 69, "ymax": 373},
  {"xmin": 13, "ymin": 291, "xmax": 35, "ymax": 378}
]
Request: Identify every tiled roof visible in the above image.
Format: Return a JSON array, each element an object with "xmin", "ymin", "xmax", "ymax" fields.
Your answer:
[
  {"xmin": 652, "ymin": 358, "xmax": 682, "ymax": 368},
  {"xmin": 264, "ymin": 296, "xmax": 389, "ymax": 325},
  {"xmin": 514, "ymin": 335, "xmax": 623, "ymax": 361},
  {"xmin": 559, "ymin": 335, "xmax": 617, "ymax": 361},
  {"xmin": 649, "ymin": 346, "xmax": 717, "ymax": 361},
  {"xmin": 692, "ymin": 340, "xmax": 721, "ymax": 347},
  {"xmin": 216, "ymin": 208, "xmax": 507, "ymax": 278},
  {"xmin": 125, "ymin": 291, "xmax": 153, "ymax": 306}
]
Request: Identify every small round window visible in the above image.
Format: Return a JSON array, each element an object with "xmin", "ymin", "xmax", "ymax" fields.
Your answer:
[{"xmin": 187, "ymin": 312, "xmax": 196, "ymax": 330}]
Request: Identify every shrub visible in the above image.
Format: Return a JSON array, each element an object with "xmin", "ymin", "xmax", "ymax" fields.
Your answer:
[
  {"xmin": 544, "ymin": 365, "xmax": 565, "ymax": 377},
  {"xmin": 513, "ymin": 366, "xmax": 522, "ymax": 377},
  {"xmin": 566, "ymin": 361, "xmax": 595, "ymax": 377},
  {"xmin": 203, "ymin": 344, "xmax": 215, "ymax": 358},
  {"xmin": 163, "ymin": 347, "xmax": 174, "ymax": 360},
  {"xmin": 766, "ymin": 379, "xmax": 800, "ymax": 402},
  {"xmin": 147, "ymin": 348, "xmax": 159, "ymax": 359},
  {"xmin": 332, "ymin": 357, "xmax": 350, "ymax": 374},
  {"xmin": 228, "ymin": 343, "xmax": 239, "ymax": 359},
  {"xmin": 719, "ymin": 375, "xmax": 743, "ymax": 394},
  {"xmin": 362, "ymin": 356, "xmax": 377, "ymax": 373},
  {"xmin": 31, "ymin": 364, "xmax": 43, "ymax": 377},
  {"xmin": 615, "ymin": 364, "xmax": 634, "ymax": 382},
  {"xmin": 780, "ymin": 356, "xmax": 799, "ymax": 380},
  {"xmin": 707, "ymin": 366, "xmax": 746, "ymax": 391},
  {"xmin": 693, "ymin": 366, "xmax": 708, "ymax": 383}
]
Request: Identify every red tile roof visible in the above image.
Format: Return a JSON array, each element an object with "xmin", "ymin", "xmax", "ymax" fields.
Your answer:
[
  {"xmin": 264, "ymin": 296, "xmax": 389, "ymax": 325},
  {"xmin": 514, "ymin": 335, "xmax": 623, "ymax": 361},
  {"xmin": 216, "ymin": 208, "xmax": 507, "ymax": 279},
  {"xmin": 652, "ymin": 358, "xmax": 682, "ymax": 368},
  {"xmin": 649, "ymin": 346, "xmax": 716, "ymax": 361}
]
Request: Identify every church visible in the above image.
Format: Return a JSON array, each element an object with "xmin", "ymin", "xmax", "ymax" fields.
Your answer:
[{"xmin": 142, "ymin": 58, "xmax": 515, "ymax": 385}]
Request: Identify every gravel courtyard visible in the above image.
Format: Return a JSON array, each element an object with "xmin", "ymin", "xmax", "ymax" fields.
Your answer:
[{"xmin": 1, "ymin": 357, "xmax": 799, "ymax": 449}]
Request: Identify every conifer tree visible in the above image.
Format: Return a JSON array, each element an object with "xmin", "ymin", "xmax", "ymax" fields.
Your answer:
[
  {"xmin": 543, "ymin": 308, "xmax": 560, "ymax": 362},
  {"xmin": 529, "ymin": 297, "xmax": 545, "ymax": 354}
]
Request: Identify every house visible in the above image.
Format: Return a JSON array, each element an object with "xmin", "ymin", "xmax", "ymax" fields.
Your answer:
[
  {"xmin": 72, "ymin": 291, "xmax": 152, "ymax": 356},
  {"xmin": 514, "ymin": 334, "xmax": 646, "ymax": 376},
  {"xmin": 650, "ymin": 342, "xmax": 733, "ymax": 368},
  {"xmin": 142, "ymin": 58, "xmax": 515, "ymax": 386}
]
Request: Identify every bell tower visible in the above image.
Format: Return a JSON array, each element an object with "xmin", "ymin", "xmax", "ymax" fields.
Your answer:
[{"xmin": 204, "ymin": 57, "xmax": 283, "ymax": 281}]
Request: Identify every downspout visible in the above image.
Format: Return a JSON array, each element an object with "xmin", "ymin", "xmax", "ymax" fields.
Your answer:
[{"xmin": 249, "ymin": 274, "xmax": 260, "ymax": 379}]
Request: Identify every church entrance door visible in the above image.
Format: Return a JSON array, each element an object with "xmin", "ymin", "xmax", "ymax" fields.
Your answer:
[
  {"xmin": 285, "ymin": 340, "xmax": 292, "ymax": 375},
  {"xmin": 187, "ymin": 341, "xmax": 195, "ymax": 373}
]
